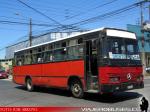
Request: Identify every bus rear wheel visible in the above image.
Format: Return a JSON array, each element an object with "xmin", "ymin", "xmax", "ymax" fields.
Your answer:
[
  {"xmin": 26, "ymin": 78, "xmax": 34, "ymax": 92},
  {"xmin": 70, "ymin": 80, "xmax": 84, "ymax": 98}
]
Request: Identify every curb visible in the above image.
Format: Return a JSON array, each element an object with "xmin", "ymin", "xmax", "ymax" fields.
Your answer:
[
  {"xmin": 144, "ymin": 76, "xmax": 150, "ymax": 80},
  {"xmin": 1, "ymin": 78, "xmax": 12, "ymax": 81}
]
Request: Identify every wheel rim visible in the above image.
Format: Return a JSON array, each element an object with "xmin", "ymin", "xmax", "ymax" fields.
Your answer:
[
  {"xmin": 27, "ymin": 79, "xmax": 32, "ymax": 90},
  {"xmin": 72, "ymin": 83, "xmax": 82, "ymax": 96}
]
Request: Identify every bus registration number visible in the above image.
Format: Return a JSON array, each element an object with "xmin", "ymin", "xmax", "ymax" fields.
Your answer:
[{"xmin": 127, "ymin": 85, "xmax": 133, "ymax": 89}]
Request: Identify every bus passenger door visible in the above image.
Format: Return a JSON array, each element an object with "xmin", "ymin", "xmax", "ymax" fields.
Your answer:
[{"xmin": 85, "ymin": 39, "xmax": 99, "ymax": 92}]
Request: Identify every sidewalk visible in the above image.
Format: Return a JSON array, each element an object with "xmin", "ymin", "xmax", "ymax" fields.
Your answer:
[
  {"xmin": 1, "ymin": 78, "xmax": 12, "ymax": 81},
  {"xmin": 0, "ymin": 75, "xmax": 13, "ymax": 81},
  {"xmin": 144, "ymin": 76, "xmax": 150, "ymax": 79}
]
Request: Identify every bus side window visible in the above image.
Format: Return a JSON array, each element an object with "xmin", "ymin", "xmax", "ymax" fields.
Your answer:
[
  {"xmin": 32, "ymin": 54, "xmax": 37, "ymax": 64},
  {"xmin": 67, "ymin": 46, "xmax": 81, "ymax": 59},
  {"xmin": 36, "ymin": 47, "xmax": 43, "ymax": 63},
  {"xmin": 49, "ymin": 44, "xmax": 53, "ymax": 50},
  {"xmin": 62, "ymin": 42, "xmax": 66, "ymax": 47},
  {"xmin": 50, "ymin": 54, "xmax": 53, "ymax": 61},
  {"xmin": 37, "ymin": 53, "xmax": 43, "ymax": 63},
  {"xmin": 21, "ymin": 55, "xmax": 24, "ymax": 65},
  {"xmin": 78, "ymin": 45, "xmax": 84, "ymax": 58},
  {"xmin": 18, "ymin": 60, "xmax": 22, "ymax": 66},
  {"xmin": 53, "ymin": 49, "xmax": 62, "ymax": 61},
  {"xmin": 69, "ymin": 39, "xmax": 76, "ymax": 46},
  {"xmin": 24, "ymin": 55, "xmax": 31, "ymax": 64},
  {"xmin": 38, "ymin": 57, "xmax": 43, "ymax": 63},
  {"xmin": 32, "ymin": 48, "xmax": 37, "ymax": 64},
  {"xmin": 44, "ymin": 51, "xmax": 53, "ymax": 62},
  {"xmin": 78, "ymin": 38, "xmax": 83, "ymax": 44},
  {"xmin": 16, "ymin": 59, "xmax": 21, "ymax": 66}
]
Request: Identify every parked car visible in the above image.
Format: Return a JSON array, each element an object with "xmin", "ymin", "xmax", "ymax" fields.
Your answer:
[
  {"xmin": 0, "ymin": 70, "xmax": 8, "ymax": 79},
  {"xmin": 146, "ymin": 67, "xmax": 150, "ymax": 73}
]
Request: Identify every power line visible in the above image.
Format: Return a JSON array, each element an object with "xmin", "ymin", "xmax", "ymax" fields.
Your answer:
[
  {"xmin": 0, "ymin": 16, "xmax": 30, "ymax": 21},
  {"xmin": 0, "ymin": 2, "xmax": 66, "ymax": 16},
  {"xmin": 70, "ymin": 0, "xmax": 150, "ymax": 26},
  {"xmin": 63, "ymin": 0, "xmax": 119, "ymax": 20},
  {"xmin": 0, "ymin": 35, "xmax": 29, "ymax": 52},
  {"xmin": 0, "ymin": 16, "xmax": 52, "ymax": 24},
  {"xmin": 0, "ymin": 20, "xmax": 59, "ymax": 27},
  {"xmin": 24, "ymin": 0, "xmax": 119, "ymax": 32},
  {"xmin": 17, "ymin": 0, "xmax": 81, "ymax": 31},
  {"xmin": 2, "ymin": 0, "xmax": 149, "ymax": 51},
  {"xmin": 22, "ymin": 0, "xmax": 95, "ymax": 13},
  {"xmin": 0, "ymin": 19, "xmax": 81, "ymax": 31},
  {"xmin": 17, "ymin": 0, "xmax": 62, "ymax": 26},
  {"xmin": 42, "ymin": 0, "xmax": 149, "ymax": 32}
]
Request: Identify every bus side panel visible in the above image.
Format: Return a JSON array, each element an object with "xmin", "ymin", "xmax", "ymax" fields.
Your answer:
[
  {"xmin": 13, "ymin": 64, "xmax": 42, "ymax": 85},
  {"xmin": 13, "ymin": 60, "xmax": 85, "ymax": 88},
  {"xmin": 13, "ymin": 66, "xmax": 24, "ymax": 85},
  {"xmin": 42, "ymin": 60, "xmax": 84, "ymax": 88}
]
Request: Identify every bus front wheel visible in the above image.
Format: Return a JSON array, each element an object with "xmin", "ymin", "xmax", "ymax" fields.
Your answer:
[
  {"xmin": 70, "ymin": 80, "xmax": 84, "ymax": 98},
  {"xmin": 26, "ymin": 78, "xmax": 34, "ymax": 92}
]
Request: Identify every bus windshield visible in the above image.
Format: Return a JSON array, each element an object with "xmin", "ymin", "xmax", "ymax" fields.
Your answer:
[
  {"xmin": 102, "ymin": 37, "xmax": 141, "ymax": 66},
  {"xmin": 108, "ymin": 37, "xmax": 140, "ymax": 60}
]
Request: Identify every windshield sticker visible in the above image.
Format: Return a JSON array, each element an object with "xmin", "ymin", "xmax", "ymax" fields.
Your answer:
[
  {"xmin": 127, "ymin": 54, "xmax": 140, "ymax": 60},
  {"xmin": 109, "ymin": 53, "xmax": 140, "ymax": 60},
  {"xmin": 111, "ymin": 54, "xmax": 126, "ymax": 59}
]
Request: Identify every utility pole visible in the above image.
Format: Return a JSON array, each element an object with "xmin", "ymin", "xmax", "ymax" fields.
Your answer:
[
  {"xmin": 140, "ymin": 1, "xmax": 146, "ymax": 75},
  {"xmin": 149, "ymin": 3, "xmax": 150, "ymax": 20},
  {"xmin": 29, "ymin": 18, "xmax": 32, "ymax": 46},
  {"xmin": 140, "ymin": 2, "xmax": 144, "ymax": 26}
]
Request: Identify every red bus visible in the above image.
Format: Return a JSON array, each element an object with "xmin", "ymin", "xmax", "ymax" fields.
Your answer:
[{"xmin": 13, "ymin": 28, "xmax": 144, "ymax": 98}]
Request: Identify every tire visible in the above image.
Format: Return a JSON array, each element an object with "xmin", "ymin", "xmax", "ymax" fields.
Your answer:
[
  {"xmin": 102, "ymin": 92, "xmax": 113, "ymax": 96},
  {"xmin": 26, "ymin": 78, "xmax": 34, "ymax": 92},
  {"xmin": 70, "ymin": 80, "xmax": 84, "ymax": 98}
]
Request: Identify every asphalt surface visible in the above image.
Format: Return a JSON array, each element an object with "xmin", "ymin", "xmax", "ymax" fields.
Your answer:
[{"xmin": 0, "ymin": 78, "xmax": 149, "ymax": 110}]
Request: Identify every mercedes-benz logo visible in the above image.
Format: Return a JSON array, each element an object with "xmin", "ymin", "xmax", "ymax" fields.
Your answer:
[{"xmin": 127, "ymin": 73, "xmax": 132, "ymax": 80}]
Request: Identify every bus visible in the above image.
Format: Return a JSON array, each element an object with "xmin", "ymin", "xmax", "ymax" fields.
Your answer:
[{"xmin": 13, "ymin": 27, "xmax": 144, "ymax": 98}]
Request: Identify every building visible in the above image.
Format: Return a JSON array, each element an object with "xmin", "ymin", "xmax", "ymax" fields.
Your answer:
[
  {"xmin": 127, "ymin": 24, "xmax": 150, "ymax": 74},
  {"xmin": 0, "ymin": 59, "xmax": 12, "ymax": 72}
]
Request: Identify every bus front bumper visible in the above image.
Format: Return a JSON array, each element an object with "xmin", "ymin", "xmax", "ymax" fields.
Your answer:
[{"xmin": 101, "ymin": 81, "xmax": 144, "ymax": 93}]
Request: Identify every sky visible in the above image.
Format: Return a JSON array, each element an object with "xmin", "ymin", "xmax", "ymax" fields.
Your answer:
[{"xmin": 0, "ymin": 0, "xmax": 149, "ymax": 59}]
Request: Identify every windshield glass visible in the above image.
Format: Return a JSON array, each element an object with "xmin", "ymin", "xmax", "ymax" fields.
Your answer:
[
  {"xmin": 108, "ymin": 37, "xmax": 140, "ymax": 60},
  {"xmin": 101, "ymin": 37, "xmax": 141, "ymax": 66}
]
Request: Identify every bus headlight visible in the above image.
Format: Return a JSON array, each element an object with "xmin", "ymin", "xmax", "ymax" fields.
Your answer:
[{"xmin": 110, "ymin": 77, "xmax": 120, "ymax": 83}]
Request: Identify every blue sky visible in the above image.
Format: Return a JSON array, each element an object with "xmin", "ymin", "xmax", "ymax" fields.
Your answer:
[{"xmin": 0, "ymin": 0, "xmax": 149, "ymax": 59}]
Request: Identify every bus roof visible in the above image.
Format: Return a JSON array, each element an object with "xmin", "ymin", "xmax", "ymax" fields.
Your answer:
[{"xmin": 14, "ymin": 27, "xmax": 136, "ymax": 53}]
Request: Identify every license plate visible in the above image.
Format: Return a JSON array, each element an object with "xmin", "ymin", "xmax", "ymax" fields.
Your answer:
[{"xmin": 127, "ymin": 85, "xmax": 133, "ymax": 89}]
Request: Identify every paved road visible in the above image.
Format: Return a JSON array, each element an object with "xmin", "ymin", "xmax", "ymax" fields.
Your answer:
[{"xmin": 0, "ymin": 78, "xmax": 149, "ymax": 110}]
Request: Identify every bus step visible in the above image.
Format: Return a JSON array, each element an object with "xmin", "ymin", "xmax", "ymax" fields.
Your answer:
[
  {"xmin": 90, "ymin": 82, "xmax": 99, "ymax": 90},
  {"xmin": 86, "ymin": 90, "xmax": 99, "ymax": 93}
]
